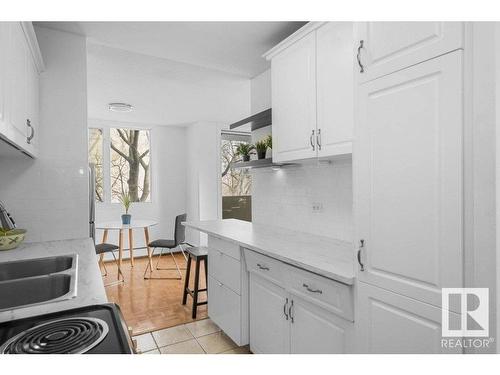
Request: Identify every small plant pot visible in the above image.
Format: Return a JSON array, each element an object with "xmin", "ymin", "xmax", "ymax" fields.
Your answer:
[
  {"xmin": 242, "ymin": 155, "xmax": 250, "ymax": 162},
  {"xmin": 121, "ymin": 214, "xmax": 132, "ymax": 225},
  {"xmin": 257, "ymin": 150, "xmax": 267, "ymax": 160}
]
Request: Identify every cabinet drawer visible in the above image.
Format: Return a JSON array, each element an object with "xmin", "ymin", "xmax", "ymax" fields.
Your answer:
[
  {"xmin": 208, "ymin": 236, "xmax": 240, "ymax": 260},
  {"xmin": 285, "ymin": 265, "xmax": 354, "ymax": 321},
  {"xmin": 243, "ymin": 249, "xmax": 284, "ymax": 286},
  {"xmin": 208, "ymin": 247, "xmax": 241, "ymax": 294},
  {"xmin": 208, "ymin": 275, "xmax": 242, "ymax": 345}
]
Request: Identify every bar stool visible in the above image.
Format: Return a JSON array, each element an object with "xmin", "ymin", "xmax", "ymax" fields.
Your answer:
[{"xmin": 182, "ymin": 246, "xmax": 208, "ymax": 319}]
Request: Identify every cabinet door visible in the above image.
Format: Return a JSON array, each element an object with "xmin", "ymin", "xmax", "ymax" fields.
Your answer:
[
  {"xmin": 272, "ymin": 32, "xmax": 317, "ymax": 162},
  {"xmin": 316, "ymin": 22, "xmax": 354, "ymax": 157},
  {"xmin": 249, "ymin": 273, "xmax": 290, "ymax": 353},
  {"xmin": 356, "ymin": 22, "xmax": 463, "ymax": 82},
  {"xmin": 289, "ymin": 295, "xmax": 352, "ymax": 354},
  {"xmin": 357, "ymin": 282, "xmax": 462, "ymax": 354},
  {"xmin": 356, "ymin": 51, "xmax": 463, "ymax": 311},
  {"xmin": 25, "ymin": 56, "xmax": 39, "ymax": 155},
  {"xmin": 10, "ymin": 23, "xmax": 28, "ymax": 139},
  {"xmin": 208, "ymin": 275, "xmax": 243, "ymax": 345}
]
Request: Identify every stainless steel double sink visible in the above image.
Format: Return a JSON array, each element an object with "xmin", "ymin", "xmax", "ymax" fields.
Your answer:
[{"xmin": 0, "ymin": 254, "xmax": 78, "ymax": 311}]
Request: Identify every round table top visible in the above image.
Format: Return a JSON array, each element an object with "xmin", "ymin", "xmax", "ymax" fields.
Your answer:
[{"xmin": 96, "ymin": 220, "xmax": 159, "ymax": 230}]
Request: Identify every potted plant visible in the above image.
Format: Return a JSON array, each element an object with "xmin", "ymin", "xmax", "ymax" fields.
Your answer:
[
  {"xmin": 255, "ymin": 140, "xmax": 268, "ymax": 160},
  {"xmin": 120, "ymin": 192, "xmax": 132, "ymax": 224},
  {"xmin": 236, "ymin": 143, "xmax": 254, "ymax": 162},
  {"xmin": 265, "ymin": 134, "xmax": 272, "ymax": 158}
]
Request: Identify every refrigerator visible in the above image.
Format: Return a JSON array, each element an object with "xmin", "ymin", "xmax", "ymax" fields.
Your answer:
[{"xmin": 89, "ymin": 164, "xmax": 96, "ymax": 243}]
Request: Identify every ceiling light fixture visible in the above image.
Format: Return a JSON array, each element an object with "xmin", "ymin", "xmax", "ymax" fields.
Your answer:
[{"xmin": 108, "ymin": 103, "xmax": 133, "ymax": 112}]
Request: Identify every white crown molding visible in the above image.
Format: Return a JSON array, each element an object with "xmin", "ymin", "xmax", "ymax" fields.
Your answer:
[
  {"xmin": 21, "ymin": 22, "xmax": 45, "ymax": 73},
  {"xmin": 262, "ymin": 22, "xmax": 326, "ymax": 60}
]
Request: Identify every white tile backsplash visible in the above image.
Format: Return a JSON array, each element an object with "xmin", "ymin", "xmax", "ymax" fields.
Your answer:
[{"xmin": 251, "ymin": 158, "xmax": 353, "ymax": 242}]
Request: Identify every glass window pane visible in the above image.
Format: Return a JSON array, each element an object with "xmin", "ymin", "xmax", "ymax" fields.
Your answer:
[
  {"xmin": 110, "ymin": 128, "xmax": 151, "ymax": 203},
  {"xmin": 88, "ymin": 128, "xmax": 104, "ymax": 202},
  {"xmin": 221, "ymin": 134, "xmax": 252, "ymax": 222}
]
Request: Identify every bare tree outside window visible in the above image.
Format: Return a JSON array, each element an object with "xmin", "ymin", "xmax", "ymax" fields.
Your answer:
[
  {"xmin": 110, "ymin": 129, "xmax": 151, "ymax": 203},
  {"xmin": 221, "ymin": 139, "xmax": 251, "ymax": 196},
  {"xmin": 221, "ymin": 133, "xmax": 252, "ymax": 222},
  {"xmin": 88, "ymin": 128, "xmax": 104, "ymax": 202}
]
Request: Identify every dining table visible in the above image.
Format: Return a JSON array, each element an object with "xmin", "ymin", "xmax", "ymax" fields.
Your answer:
[{"xmin": 96, "ymin": 220, "xmax": 158, "ymax": 281}]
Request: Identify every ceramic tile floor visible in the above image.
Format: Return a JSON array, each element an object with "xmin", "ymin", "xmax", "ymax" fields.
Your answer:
[{"xmin": 133, "ymin": 318, "xmax": 251, "ymax": 354}]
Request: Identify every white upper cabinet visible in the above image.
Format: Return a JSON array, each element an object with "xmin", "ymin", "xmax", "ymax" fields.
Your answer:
[
  {"xmin": 265, "ymin": 22, "xmax": 354, "ymax": 163},
  {"xmin": 355, "ymin": 51, "xmax": 463, "ymax": 311},
  {"xmin": 355, "ymin": 22, "xmax": 463, "ymax": 82},
  {"xmin": 270, "ymin": 32, "xmax": 317, "ymax": 163},
  {"xmin": 316, "ymin": 22, "xmax": 354, "ymax": 157},
  {"xmin": 0, "ymin": 22, "xmax": 43, "ymax": 157}
]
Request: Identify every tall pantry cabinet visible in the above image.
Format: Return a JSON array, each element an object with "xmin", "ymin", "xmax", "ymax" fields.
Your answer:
[{"xmin": 354, "ymin": 22, "xmax": 465, "ymax": 353}]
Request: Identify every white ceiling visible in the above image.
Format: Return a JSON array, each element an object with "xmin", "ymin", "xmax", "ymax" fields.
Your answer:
[{"xmin": 35, "ymin": 21, "xmax": 306, "ymax": 78}]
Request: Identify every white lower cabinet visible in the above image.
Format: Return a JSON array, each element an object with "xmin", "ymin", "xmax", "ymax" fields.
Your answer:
[
  {"xmin": 206, "ymin": 236, "xmax": 249, "ymax": 346},
  {"xmin": 289, "ymin": 294, "xmax": 353, "ymax": 354},
  {"xmin": 356, "ymin": 282, "xmax": 462, "ymax": 354},
  {"xmin": 249, "ymin": 274, "xmax": 290, "ymax": 354},
  {"xmin": 208, "ymin": 275, "xmax": 243, "ymax": 345},
  {"xmin": 245, "ymin": 249, "xmax": 354, "ymax": 354}
]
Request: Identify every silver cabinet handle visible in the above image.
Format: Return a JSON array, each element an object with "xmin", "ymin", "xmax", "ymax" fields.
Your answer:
[
  {"xmin": 26, "ymin": 119, "xmax": 34, "ymax": 144},
  {"xmin": 288, "ymin": 300, "xmax": 294, "ymax": 323},
  {"xmin": 310, "ymin": 129, "xmax": 315, "ymax": 151},
  {"xmin": 357, "ymin": 40, "xmax": 365, "ymax": 73},
  {"xmin": 302, "ymin": 283, "xmax": 322, "ymax": 294},
  {"xmin": 316, "ymin": 128, "xmax": 321, "ymax": 150},
  {"xmin": 257, "ymin": 263, "xmax": 269, "ymax": 271},
  {"xmin": 357, "ymin": 239, "xmax": 365, "ymax": 271},
  {"xmin": 283, "ymin": 298, "xmax": 289, "ymax": 320}
]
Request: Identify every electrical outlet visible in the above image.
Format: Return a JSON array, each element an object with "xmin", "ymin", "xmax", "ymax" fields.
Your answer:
[{"xmin": 311, "ymin": 202, "xmax": 324, "ymax": 213}]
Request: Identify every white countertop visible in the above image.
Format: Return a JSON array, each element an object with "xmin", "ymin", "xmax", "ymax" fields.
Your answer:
[
  {"xmin": 183, "ymin": 219, "xmax": 355, "ymax": 285},
  {"xmin": 0, "ymin": 238, "xmax": 107, "ymax": 322}
]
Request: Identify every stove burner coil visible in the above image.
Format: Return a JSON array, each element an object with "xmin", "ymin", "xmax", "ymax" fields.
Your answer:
[{"xmin": 0, "ymin": 317, "xmax": 109, "ymax": 354}]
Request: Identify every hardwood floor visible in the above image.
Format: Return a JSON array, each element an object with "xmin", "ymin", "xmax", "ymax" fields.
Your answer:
[{"xmin": 101, "ymin": 252, "xmax": 207, "ymax": 336}]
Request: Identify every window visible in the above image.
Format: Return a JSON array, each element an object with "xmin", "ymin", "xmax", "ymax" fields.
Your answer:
[
  {"xmin": 221, "ymin": 132, "xmax": 252, "ymax": 221},
  {"xmin": 110, "ymin": 129, "xmax": 151, "ymax": 203},
  {"xmin": 87, "ymin": 127, "xmax": 151, "ymax": 203},
  {"xmin": 88, "ymin": 128, "xmax": 104, "ymax": 202}
]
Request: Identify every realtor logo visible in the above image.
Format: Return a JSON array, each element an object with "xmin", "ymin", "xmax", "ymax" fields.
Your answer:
[{"xmin": 442, "ymin": 288, "xmax": 489, "ymax": 337}]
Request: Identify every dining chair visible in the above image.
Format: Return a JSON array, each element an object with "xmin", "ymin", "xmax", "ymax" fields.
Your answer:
[
  {"xmin": 95, "ymin": 243, "xmax": 124, "ymax": 286},
  {"xmin": 143, "ymin": 213, "xmax": 188, "ymax": 280}
]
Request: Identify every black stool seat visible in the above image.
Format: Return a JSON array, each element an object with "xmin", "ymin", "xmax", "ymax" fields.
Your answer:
[
  {"xmin": 186, "ymin": 246, "xmax": 208, "ymax": 258},
  {"xmin": 182, "ymin": 246, "xmax": 208, "ymax": 319},
  {"xmin": 95, "ymin": 243, "xmax": 119, "ymax": 255}
]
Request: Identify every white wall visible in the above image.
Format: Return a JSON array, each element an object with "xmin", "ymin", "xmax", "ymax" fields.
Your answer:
[
  {"xmin": 185, "ymin": 122, "xmax": 222, "ymax": 246},
  {"xmin": 87, "ymin": 43, "xmax": 250, "ymax": 126},
  {"xmin": 250, "ymin": 69, "xmax": 272, "ymax": 143},
  {"xmin": 89, "ymin": 119, "xmax": 187, "ymax": 254},
  {"xmin": 0, "ymin": 27, "xmax": 88, "ymax": 243},
  {"xmin": 249, "ymin": 69, "xmax": 354, "ymax": 242},
  {"xmin": 252, "ymin": 160, "xmax": 353, "ymax": 242}
]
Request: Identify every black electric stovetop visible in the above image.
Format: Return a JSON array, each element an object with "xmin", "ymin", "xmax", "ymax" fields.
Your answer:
[{"xmin": 0, "ymin": 303, "xmax": 134, "ymax": 354}]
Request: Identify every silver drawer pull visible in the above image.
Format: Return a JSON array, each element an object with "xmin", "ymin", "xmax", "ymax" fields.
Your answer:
[
  {"xmin": 303, "ymin": 283, "xmax": 322, "ymax": 294},
  {"xmin": 257, "ymin": 263, "xmax": 270, "ymax": 271}
]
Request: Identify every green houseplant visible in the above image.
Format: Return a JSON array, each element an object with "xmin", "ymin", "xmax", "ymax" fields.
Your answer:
[
  {"xmin": 255, "ymin": 140, "xmax": 268, "ymax": 160},
  {"xmin": 120, "ymin": 192, "xmax": 133, "ymax": 224},
  {"xmin": 236, "ymin": 143, "xmax": 254, "ymax": 162},
  {"xmin": 265, "ymin": 134, "xmax": 272, "ymax": 150}
]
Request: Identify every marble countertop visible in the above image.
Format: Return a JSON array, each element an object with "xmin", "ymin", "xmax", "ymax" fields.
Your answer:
[
  {"xmin": 183, "ymin": 219, "xmax": 355, "ymax": 285},
  {"xmin": 0, "ymin": 238, "xmax": 107, "ymax": 322}
]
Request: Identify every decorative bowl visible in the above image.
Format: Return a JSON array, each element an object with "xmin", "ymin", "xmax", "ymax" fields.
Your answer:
[{"xmin": 0, "ymin": 229, "xmax": 27, "ymax": 251}]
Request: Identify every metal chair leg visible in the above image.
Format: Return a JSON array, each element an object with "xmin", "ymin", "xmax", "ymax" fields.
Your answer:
[
  {"xmin": 178, "ymin": 243, "xmax": 188, "ymax": 261},
  {"xmin": 144, "ymin": 247, "xmax": 182, "ymax": 280},
  {"xmin": 103, "ymin": 251, "xmax": 125, "ymax": 287}
]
